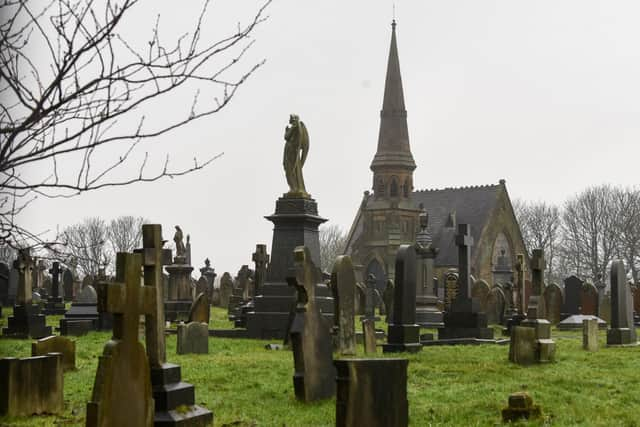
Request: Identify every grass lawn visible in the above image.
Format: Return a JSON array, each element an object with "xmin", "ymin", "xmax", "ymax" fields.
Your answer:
[{"xmin": 1, "ymin": 307, "xmax": 639, "ymax": 426}]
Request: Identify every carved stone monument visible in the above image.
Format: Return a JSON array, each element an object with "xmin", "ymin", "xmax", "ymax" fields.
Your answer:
[
  {"xmin": 414, "ymin": 211, "xmax": 443, "ymax": 328},
  {"xmin": 165, "ymin": 225, "xmax": 194, "ymax": 322},
  {"xmin": 42, "ymin": 262, "xmax": 66, "ymax": 315},
  {"xmin": 245, "ymin": 116, "xmax": 333, "ymax": 339},
  {"xmin": 288, "ymin": 246, "xmax": 335, "ymax": 402},
  {"xmin": 330, "ymin": 255, "xmax": 356, "ymax": 356},
  {"xmin": 607, "ymin": 260, "xmax": 637, "ymax": 346},
  {"xmin": 383, "ymin": 245, "xmax": 422, "ymax": 353}
]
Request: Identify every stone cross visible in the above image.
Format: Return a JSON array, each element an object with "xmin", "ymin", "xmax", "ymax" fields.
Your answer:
[
  {"xmin": 363, "ymin": 273, "xmax": 378, "ymax": 320},
  {"xmin": 49, "ymin": 262, "xmax": 61, "ymax": 299},
  {"xmin": 136, "ymin": 224, "xmax": 172, "ymax": 368},
  {"xmin": 237, "ymin": 265, "xmax": 251, "ymax": 300},
  {"xmin": 530, "ymin": 249, "xmax": 545, "ymax": 296},
  {"xmin": 455, "ymin": 224, "xmax": 474, "ymax": 302},
  {"xmin": 14, "ymin": 249, "xmax": 33, "ymax": 305},
  {"xmin": 252, "ymin": 244, "xmax": 270, "ymax": 296},
  {"xmin": 515, "ymin": 254, "xmax": 527, "ymax": 314}
]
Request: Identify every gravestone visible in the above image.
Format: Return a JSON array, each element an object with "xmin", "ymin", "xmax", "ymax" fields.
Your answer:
[
  {"xmin": 335, "ymin": 359, "xmax": 409, "ymax": 427},
  {"xmin": 2, "ymin": 249, "xmax": 51, "ymax": 339},
  {"xmin": 199, "ymin": 258, "xmax": 217, "ymax": 303},
  {"xmin": 32, "ymin": 335, "xmax": 76, "ymax": 371},
  {"xmin": 219, "ymin": 272, "xmax": 233, "ymax": 308},
  {"xmin": 543, "ymin": 283, "xmax": 563, "ymax": 325},
  {"xmin": 43, "ymin": 262, "xmax": 66, "ymax": 315},
  {"xmin": 607, "ymin": 260, "xmax": 637, "ymax": 346},
  {"xmin": 330, "ymin": 255, "xmax": 356, "ymax": 356},
  {"xmin": 438, "ymin": 225, "xmax": 493, "ymax": 341},
  {"xmin": 583, "ymin": 318, "xmax": 598, "ymax": 352},
  {"xmin": 252, "ymin": 244, "xmax": 270, "ymax": 297},
  {"xmin": 471, "ymin": 279, "xmax": 490, "ymax": 313},
  {"xmin": 355, "ymin": 281, "xmax": 366, "ymax": 316},
  {"xmin": 0, "ymin": 262, "xmax": 9, "ymax": 306},
  {"xmin": 0, "ymin": 352, "xmax": 63, "ymax": 416},
  {"xmin": 362, "ymin": 319, "xmax": 377, "ymax": 354},
  {"xmin": 382, "ymin": 279, "xmax": 394, "ymax": 322},
  {"xmin": 414, "ymin": 211, "xmax": 443, "ymax": 328},
  {"xmin": 581, "ymin": 282, "xmax": 599, "ymax": 315},
  {"xmin": 177, "ymin": 322, "xmax": 209, "ymax": 355},
  {"xmin": 86, "ymin": 253, "xmax": 155, "ymax": 427},
  {"xmin": 361, "ymin": 273, "xmax": 380, "ymax": 322},
  {"xmin": 136, "ymin": 224, "xmax": 213, "ymax": 425},
  {"xmin": 599, "ymin": 295, "xmax": 612, "ymax": 324},
  {"xmin": 62, "ymin": 269, "xmax": 73, "ymax": 302},
  {"xmin": 188, "ymin": 292, "xmax": 210, "ymax": 324},
  {"xmin": 165, "ymin": 229, "xmax": 194, "ymax": 322},
  {"xmin": 562, "ymin": 275, "xmax": 583, "ymax": 318},
  {"xmin": 195, "ymin": 277, "xmax": 209, "ymax": 305},
  {"xmin": 383, "ymin": 245, "xmax": 422, "ymax": 353},
  {"xmin": 518, "ymin": 249, "xmax": 555, "ymax": 363},
  {"xmin": 59, "ymin": 285, "xmax": 100, "ymax": 336},
  {"xmin": 508, "ymin": 326, "xmax": 537, "ymax": 365},
  {"xmin": 486, "ymin": 286, "xmax": 506, "ymax": 325},
  {"xmin": 228, "ymin": 265, "xmax": 250, "ymax": 326},
  {"xmin": 288, "ymin": 246, "xmax": 335, "ymax": 402},
  {"xmin": 443, "ymin": 270, "xmax": 458, "ymax": 311},
  {"xmin": 502, "ymin": 392, "xmax": 542, "ymax": 422}
]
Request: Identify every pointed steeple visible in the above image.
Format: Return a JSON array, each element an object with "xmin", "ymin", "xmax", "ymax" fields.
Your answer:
[{"xmin": 370, "ymin": 20, "xmax": 416, "ymax": 173}]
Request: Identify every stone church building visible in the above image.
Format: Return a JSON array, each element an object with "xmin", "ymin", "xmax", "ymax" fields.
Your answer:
[{"xmin": 344, "ymin": 21, "xmax": 527, "ymax": 293}]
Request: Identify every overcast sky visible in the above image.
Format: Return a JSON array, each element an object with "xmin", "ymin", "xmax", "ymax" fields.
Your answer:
[{"xmin": 20, "ymin": 0, "xmax": 640, "ymax": 276}]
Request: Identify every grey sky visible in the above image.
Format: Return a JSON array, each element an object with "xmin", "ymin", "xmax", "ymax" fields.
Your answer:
[{"xmin": 21, "ymin": 1, "xmax": 640, "ymax": 275}]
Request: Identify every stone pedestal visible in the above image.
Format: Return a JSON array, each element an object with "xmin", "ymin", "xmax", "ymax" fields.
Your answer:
[
  {"xmin": 165, "ymin": 262, "xmax": 194, "ymax": 322},
  {"xmin": 43, "ymin": 296, "xmax": 66, "ymax": 315},
  {"xmin": 151, "ymin": 363, "xmax": 213, "ymax": 426},
  {"xmin": 415, "ymin": 295, "xmax": 444, "ymax": 328},
  {"xmin": 510, "ymin": 318, "xmax": 556, "ymax": 364},
  {"xmin": 245, "ymin": 196, "xmax": 333, "ymax": 339},
  {"xmin": 335, "ymin": 359, "xmax": 409, "ymax": 427},
  {"xmin": 2, "ymin": 304, "xmax": 51, "ymax": 339}
]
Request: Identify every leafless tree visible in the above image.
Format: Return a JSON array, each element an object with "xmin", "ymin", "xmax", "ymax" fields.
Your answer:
[
  {"xmin": 0, "ymin": 0, "xmax": 270, "ymax": 248},
  {"xmin": 513, "ymin": 199, "xmax": 562, "ymax": 281},
  {"xmin": 107, "ymin": 215, "xmax": 146, "ymax": 254},
  {"xmin": 614, "ymin": 187, "xmax": 640, "ymax": 283},
  {"xmin": 319, "ymin": 224, "xmax": 347, "ymax": 273},
  {"xmin": 561, "ymin": 185, "xmax": 621, "ymax": 282},
  {"xmin": 61, "ymin": 216, "xmax": 109, "ymax": 277}
]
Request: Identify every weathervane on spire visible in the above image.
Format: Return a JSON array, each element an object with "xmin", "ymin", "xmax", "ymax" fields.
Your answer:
[{"xmin": 392, "ymin": 3, "xmax": 396, "ymax": 27}]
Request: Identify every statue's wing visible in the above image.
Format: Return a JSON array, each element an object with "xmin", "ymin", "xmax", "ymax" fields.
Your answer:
[{"xmin": 299, "ymin": 121, "xmax": 309, "ymax": 166}]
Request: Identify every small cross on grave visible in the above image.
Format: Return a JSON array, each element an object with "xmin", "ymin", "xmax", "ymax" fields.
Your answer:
[
  {"xmin": 530, "ymin": 249, "xmax": 545, "ymax": 296},
  {"xmin": 455, "ymin": 224, "xmax": 474, "ymax": 301},
  {"xmin": 515, "ymin": 254, "xmax": 527, "ymax": 314},
  {"xmin": 363, "ymin": 273, "xmax": 379, "ymax": 321},
  {"xmin": 252, "ymin": 244, "xmax": 270, "ymax": 295},
  {"xmin": 14, "ymin": 249, "xmax": 33, "ymax": 305}
]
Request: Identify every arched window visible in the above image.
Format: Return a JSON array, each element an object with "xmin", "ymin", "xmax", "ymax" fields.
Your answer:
[
  {"xmin": 403, "ymin": 178, "xmax": 411, "ymax": 197},
  {"xmin": 376, "ymin": 177, "xmax": 385, "ymax": 196},
  {"xmin": 390, "ymin": 177, "xmax": 399, "ymax": 197}
]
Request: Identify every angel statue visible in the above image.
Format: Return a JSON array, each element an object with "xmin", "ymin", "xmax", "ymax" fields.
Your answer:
[
  {"xmin": 283, "ymin": 114, "xmax": 309, "ymax": 198},
  {"xmin": 174, "ymin": 225, "xmax": 186, "ymax": 258}
]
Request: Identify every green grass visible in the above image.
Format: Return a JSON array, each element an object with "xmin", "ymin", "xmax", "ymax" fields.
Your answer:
[{"xmin": 1, "ymin": 307, "xmax": 639, "ymax": 426}]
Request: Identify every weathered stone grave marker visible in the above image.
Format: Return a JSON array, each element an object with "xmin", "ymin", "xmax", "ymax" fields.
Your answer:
[
  {"xmin": 32, "ymin": 335, "xmax": 76, "ymax": 371},
  {"xmin": 330, "ymin": 255, "xmax": 356, "ymax": 356},
  {"xmin": 543, "ymin": 283, "xmax": 563, "ymax": 325},
  {"xmin": 414, "ymin": 210, "xmax": 443, "ymax": 328},
  {"xmin": 177, "ymin": 322, "xmax": 209, "ymax": 355},
  {"xmin": 607, "ymin": 260, "xmax": 637, "ymax": 346},
  {"xmin": 43, "ymin": 262, "xmax": 66, "ymax": 315},
  {"xmin": 219, "ymin": 272, "xmax": 233, "ymax": 309},
  {"xmin": 583, "ymin": 318, "xmax": 598, "ymax": 352},
  {"xmin": 362, "ymin": 318, "xmax": 377, "ymax": 354}
]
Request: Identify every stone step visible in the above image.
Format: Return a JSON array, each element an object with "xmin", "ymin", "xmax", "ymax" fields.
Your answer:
[{"xmin": 153, "ymin": 381, "xmax": 195, "ymax": 411}]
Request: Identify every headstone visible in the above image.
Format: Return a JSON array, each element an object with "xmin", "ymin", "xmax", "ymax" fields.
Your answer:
[
  {"xmin": 43, "ymin": 262, "xmax": 66, "ymax": 315},
  {"xmin": 443, "ymin": 270, "xmax": 458, "ymax": 311},
  {"xmin": 543, "ymin": 283, "xmax": 563, "ymax": 325},
  {"xmin": 86, "ymin": 253, "xmax": 155, "ymax": 427},
  {"xmin": 77, "ymin": 285, "xmax": 98, "ymax": 304},
  {"xmin": 252, "ymin": 244, "xmax": 270, "ymax": 297},
  {"xmin": 136, "ymin": 224, "xmax": 213, "ymax": 425},
  {"xmin": 526, "ymin": 249, "xmax": 546, "ymax": 319},
  {"xmin": 0, "ymin": 262, "xmax": 9, "ymax": 305},
  {"xmin": 195, "ymin": 276, "xmax": 209, "ymax": 305},
  {"xmin": 2, "ymin": 249, "xmax": 52, "ymax": 339},
  {"xmin": 219, "ymin": 272, "xmax": 233, "ymax": 308},
  {"xmin": 362, "ymin": 319, "xmax": 377, "ymax": 354},
  {"xmin": 508, "ymin": 326, "xmax": 537, "ymax": 365},
  {"xmin": 62, "ymin": 269, "xmax": 73, "ymax": 302},
  {"xmin": 32, "ymin": 335, "xmax": 76, "ymax": 371},
  {"xmin": 334, "ymin": 359, "xmax": 409, "ymax": 427},
  {"xmin": 501, "ymin": 392, "xmax": 542, "ymax": 422},
  {"xmin": 188, "ymin": 292, "xmax": 210, "ymax": 324},
  {"xmin": 330, "ymin": 255, "xmax": 356, "ymax": 356},
  {"xmin": 471, "ymin": 279, "xmax": 490, "ymax": 313},
  {"xmin": 383, "ymin": 245, "xmax": 422, "ymax": 353},
  {"xmin": 0, "ymin": 353, "xmax": 63, "ymax": 416},
  {"xmin": 177, "ymin": 322, "xmax": 209, "ymax": 355},
  {"xmin": 59, "ymin": 282, "xmax": 111, "ymax": 336},
  {"xmin": 606, "ymin": 260, "xmax": 637, "ymax": 346},
  {"xmin": 288, "ymin": 246, "xmax": 335, "ymax": 402},
  {"xmin": 414, "ymin": 211, "xmax": 443, "ymax": 328},
  {"xmin": 562, "ymin": 275, "xmax": 583, "ymax": 318},
  {"xmin": 599, "ymin": 295, "xmax": 612, "ymax": 324},
  {"xmin": 581, "ymin": 282, "xmax": 599, "ymax": 315},
  {"xmin": 382, "ymin": 279, "xmax": 394, "ymax": 322},
  {"xmin": 438, "ymin": 224, "xmax": 494, "ymax": 341},
  {"xmin": 361, "ymin": 274, "xmax": 380, "ymax": 322},
  {"xmin": 486, "ymin": 286, "xmax": 506, "ymax": 325},
  {"xmin": 582, "ymin": 318, "xmax": 598, "ymax": 352}
]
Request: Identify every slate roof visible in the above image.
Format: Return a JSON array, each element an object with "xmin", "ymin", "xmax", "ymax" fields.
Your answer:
[{"xmin": 412, "ymin": 184, "xmax": 502, "ymax": 266}]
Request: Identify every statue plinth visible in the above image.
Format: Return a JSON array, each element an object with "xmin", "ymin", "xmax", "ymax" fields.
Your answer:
[
  {"xmin": 245, "ymin": 196, "xmax": 334, "ymax": 339},
  {"xmin": 165, "ymin": 263, "xmax": 194, "ymax": 322}
]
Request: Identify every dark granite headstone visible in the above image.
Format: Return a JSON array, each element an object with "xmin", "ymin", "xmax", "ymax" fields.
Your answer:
[
  {"xmin": 607, "ymin": 260, "xmax": 637, "ymax": 346},
  {"xmin": 288, "ymin": 246, "xmax": 335, "ymax": 402},
  {"xmin": 562, "ymin": 275, "xmax": 583, "ymax": 318},
  {"xmin": 62, "ymin": 269, "xmax": 74, "ymax": 302},
  {"xmin": 383, "ymin": 245, "xmax": 422, "ymax": 353},
  {"xmin": 43, "ymin": 262, "xmax": 66, "ymax": 315},
  {"xmin": 335, "ymin": 359, "xmax": 409, "ymax": 427}
]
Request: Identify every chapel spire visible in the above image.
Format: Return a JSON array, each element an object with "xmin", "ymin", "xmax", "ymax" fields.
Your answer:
[{"xmin": 370, "ymin": 20, "xmax": 416, "ymax": 198}]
